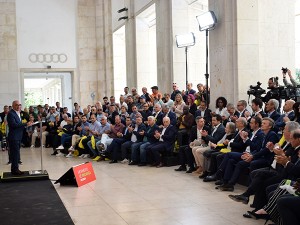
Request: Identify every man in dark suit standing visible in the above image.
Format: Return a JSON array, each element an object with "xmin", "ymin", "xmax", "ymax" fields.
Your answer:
[{"xmin": 7, "ymin": 100, "xmax": 33, "ymax": 175}]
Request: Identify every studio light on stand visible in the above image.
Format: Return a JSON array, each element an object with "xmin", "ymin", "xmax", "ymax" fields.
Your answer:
[
  {"xmin": 175, "ymin": 32, "xmax": 195, "ymax": 91},
  {"xmin": 196, "ymin": 11, "xmax": 217, "ymax": 108}
]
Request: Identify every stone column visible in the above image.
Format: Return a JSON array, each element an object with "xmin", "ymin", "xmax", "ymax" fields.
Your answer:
[
  {"xmin": 209, "ymin": 0, "xmax": 295, "ymax": 106},
  {"xmin": 77, "ymin": 0, "xmax": 98, "ymax": 105},
  {"xmin": 0, "ymin": 0, "xmax": 19, "ymax": 107},
  {"xmin": 96, "ymin": 0, "xmax": 114, "ymax": 99},
  {"xmin": 155, "ymin": 0, "xmax": 173, "ymax": 93},
  {"xmin": 125, "ymin": 0, "xmax": 137, "ymax": 89}
]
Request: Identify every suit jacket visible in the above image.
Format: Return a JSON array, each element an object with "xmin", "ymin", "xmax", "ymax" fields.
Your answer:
[
  {"xmin": 132, "ymin": 123, "xmax": 147, "ymax": 142},
  {"xmin": 280, "ymin": 146, "xmax": 300, "ymax": 180},
  {"xmin": 194, "ymin": 109, "xmax": 212, "ymax": 126},
  {"xmin": 274, "ymin": 111, "xmax": 295, "ymax": 132},
  {"xmin": 163, "ymin": 111, "xmax": 177, "ymax": 126},
  {"xmin": 203, "ymin": 123, "xmax": 225, "ymax": 144},
  {"xmin": 153, "ymin": 111, "xmax": 163, "ymax": 126},
  {"xmin": 229, "ymin": 128, "xmax": 249, "ymax": 152},
  {"xmin": 189, "ymin": 125, "xmax": 211, "ymax": 144},
  {"xmin": 7, "ymin": 109, "xmax": 27, "ymax": 141},
  {"xmin": 253, "ymin": 130, "xmax": 279, "ymax": 163},
  {"xmin": 268, "ymin": 111, "xmax": 281, "ymax": 121},
  {"xmin": 160, "ymin": 125, "xmax": 177, "ymax": 151},
  {"xmin": 244, "ymin": 129, "xmax": 265, "ymax": 153},
  {"xmin": 144, "ymin": 124, "xmax": 159, "ymax": 143}
]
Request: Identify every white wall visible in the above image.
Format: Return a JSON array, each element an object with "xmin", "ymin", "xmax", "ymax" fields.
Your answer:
[
  {"xmin": 16, "ymin": 0, "xmax": 77, "ymax": 69},
  {"xmin": 172, "ymin": 0, "xmax": 208, "ymax": 91}
]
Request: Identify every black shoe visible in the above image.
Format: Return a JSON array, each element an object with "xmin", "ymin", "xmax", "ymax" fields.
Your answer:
[
  {"xmin": 138, "ymin": 163, "xmax": 147, "ymax": 166},
  {"xmin": 220, "ymin": 184, "xmax": 234, "ymax": 192},
  {"xmin": 6, "ymin": 161, "xmax": 11, "ymax": 165},
  {"xmin": 109, "ymin": 160, "xmax": 118, "ymax": 164},
  {"xmin": 228, "ymin": 194, "xmax": 249, "ymax": 204},
  {"xmin": 11, "ymin": 170, "xmax": 24, "ymax": 175},
  {"xmin": 186, "ymin": 167, "xmax": 196, "ymax": 173},
  {"xmin": 51, "ymin": 151, "xmax": 58, "ymax": 156},
  {"xmin": 128, "ymin": 161, "xmax": 138, "ymax": 165},
  {"xmin": 175, "ymin": 165, "xmax": 187, "ymax": 171},
  {"xmin": 203, "ymin": 174, "xmax": 217, "ymax": 182},
  {"xmin": 215, "ymin": 180, "xmax": 223, "ymax": 186},
  {"xmin": 18, "ymin": 161, "xmax": 23, "ymax": 165},
  {"xmin": 215, "ymin": 184, "xmax": 225, "ymax": 189},
  {"xmin": 245, "ymin": 210, "xmax": 269, "ymax": 220},
  {"xmin": 199, "ymin": 171, "xmax": 209, "ymax": 179}
]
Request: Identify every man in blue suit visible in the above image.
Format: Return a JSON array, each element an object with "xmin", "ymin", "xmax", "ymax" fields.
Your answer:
[
  {"xmin": 147, "ymin": 117, "xmax": 177, "ymax": 167},
  {"xmin": 7, "ymin": 100, "xmax": 33, "ymax": 175}
]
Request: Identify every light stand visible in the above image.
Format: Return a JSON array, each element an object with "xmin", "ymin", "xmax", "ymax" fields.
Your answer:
[
  {"xmin": 175, "ymin": 32, "xmax": 195, "ymax": 91},
  {"xmin": 196, "ymin": 11, "xmax": 217, "ymax": 108}
]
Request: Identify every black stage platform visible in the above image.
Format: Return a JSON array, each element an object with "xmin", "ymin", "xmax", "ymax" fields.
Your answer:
[
  {"xmin": 0, "ymin": 179, "xmax": 74, "ymax": 225},
  {"xmin": 1, "ymin": 170, "xmax": 49, "ymax": 182}
]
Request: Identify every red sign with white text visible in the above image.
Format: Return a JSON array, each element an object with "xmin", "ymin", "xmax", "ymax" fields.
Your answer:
[{"xmin": 73, "ymin": 162, "xmax": 96, "ymax": 187}]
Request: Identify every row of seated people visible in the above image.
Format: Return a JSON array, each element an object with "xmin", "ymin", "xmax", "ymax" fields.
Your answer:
[
  {"xmin": 173, "ymin": 103, "xmax": 300, "ymax": 224},
  {"xmin": 49, "ymin": 113, "xmax": 177, "ymax": 167}
]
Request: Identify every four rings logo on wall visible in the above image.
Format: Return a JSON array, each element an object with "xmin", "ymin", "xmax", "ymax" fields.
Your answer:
[{"xmin": 28, "ymin": 53, "xmax": 68, "ymax": 63}]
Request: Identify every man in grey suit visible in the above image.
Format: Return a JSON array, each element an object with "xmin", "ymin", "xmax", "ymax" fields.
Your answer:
[{"xmin": 7, "ymin": 100, "xmax": 33, "ymax": 175}]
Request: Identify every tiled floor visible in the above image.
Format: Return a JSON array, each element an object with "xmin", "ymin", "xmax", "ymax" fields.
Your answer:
[{"xmin": 0, "ymin": 147, "xmax": 266, "ymax": 225}]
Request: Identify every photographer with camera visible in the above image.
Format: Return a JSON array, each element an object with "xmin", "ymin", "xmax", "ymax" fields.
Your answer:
[
  {"xmin": 282, "ymin": 67, "xmax": 299, "ymax": 87},
  {"xmin": 261, "ymin": 77, "xmax": 282, "ymax": 112}
]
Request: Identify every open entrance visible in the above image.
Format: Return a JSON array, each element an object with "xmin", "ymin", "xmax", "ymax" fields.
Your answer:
[{"xmin": 22, "ymin": 72, "xmax": 72, "ymax": 111}]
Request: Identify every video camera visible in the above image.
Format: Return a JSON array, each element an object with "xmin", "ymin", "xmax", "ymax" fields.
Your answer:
[
  {"xmin": 247, "ymin": 82, "xmax": 266, "ymax": 98},
  {"xmin": 282, "ymin": 67, "xmax": 288, "ymax": 74}
]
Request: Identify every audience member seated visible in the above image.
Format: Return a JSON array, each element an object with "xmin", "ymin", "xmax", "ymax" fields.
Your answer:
[
  {"xmin": 195, "ymin": 101, "xmax": 212, "ymax": 127},
  {"xmin": 229, "ymin": 128, "xmax": 300, "ymax": 210},
  {"xmin": 119, "ymin": 105, "xmax": 129, "ymax": 125},
  {"xmin": 163, "ymin": 93, "xmax": 174, "ymax": 108},
  {"xmin": 224, "ymin": 103, "xmax": 240, "ymax": 123},
  {"xmin": 141, "ymin": 103, "xmax": 152, "ymax": 124},
  {"xmin": 236, "ymin": 100, "xmax": 248, "ymax": 118},
  {"xmin": 150, "ymin": 86, "xmax": 163, "ymax": 105},
  {"xmin": 96, "ymin": 115, "xmax": 125, "ymax": 158},
  {"xmin": 31, "ymin": 115, "xmax": 48, "ymax": 148},
  {"xmin": 161, "ymin": 104, "xmax": 177, "ymax": 127},
  {"xmin": 25, "ymin": 115, "xmax": 35, "ymax": 147},
  {"xmin": 152, "ymin": 103, "xmax": 163, "ymax": 126},
  {"xmin": 121, "ymin": 116, "xmax": 146, "ymax": 163},
  {"xmin": 193, "ymin": 114, "xmax": 226, "ymax": 177},
  {"xmin": 274, "ymin": 99, "xmax": 295, "ymax": 133},
  {"xmin": 236, "ymin": 129, "xmax": 300, "ymax": 220},
  {"xmin": 53, "ymin": 118, "xmax": 74, "ymax": 156},
  {"xmin": 176, "ymin": 106, "xmax": 194, "ymax": 146},
  {"xmin": 47, "ymin": 115, "xmax": 61, "ymax": 149},
  {"xmin": 203, "ymin": 117, "xmax": 249, "ymax": 182},
  {"xmin": 172, "ymin": 93, "xmax": 185, "ymax": 118},
  {"xmin": 105, "ymin": 117, "xmax": 132, "ymax": 163},
  {"xmin": 212, "ymin": 97, "xmax": 227, "ymax": 117},
  {"xmin": 56, "ymin": 115, "xmax": 82, "ymax": 157},
  {"xmin": 175, "ymin": 116, "xmax": 210, "ymax": 173},
  {"xmin": 129, "ymin": 116, "xmax": 159, "ymax": 166},
  {"xmin": 146, "ymin": 117, "xmax": 177, "ymax": 167},
  {"xmin": 215, "ymin": 117, "xmax": 265, "ymax": 191},
  {"xmin": 67, "ymin": 114, "xmax": 89, "ymax": 154},
  {"xmin": 88, "ymin": 116, "xmax": 111, "ymax": 161},
  {"xmin": 187, "ymin": 94, "xmax": 197, "ymax": 116},
  {"xmin": 78, "ymin": 114, "xmax": 101, "ymax": 158},
  {"xmin": 46, "ymin": 106, "xmax": 59, "ymax": 122},
  {"xmin": 107, "ymin": 104, "xmax": 119, "ymax": 125},
  {"xmin": 265, "ymin": 99, "xmax": 280, "ymax": 121}
]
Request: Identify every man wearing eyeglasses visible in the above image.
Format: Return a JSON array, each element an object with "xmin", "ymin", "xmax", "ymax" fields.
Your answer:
[{"xmin": 7, "ymin": 100, "xmax": 33, "ymax": 175}]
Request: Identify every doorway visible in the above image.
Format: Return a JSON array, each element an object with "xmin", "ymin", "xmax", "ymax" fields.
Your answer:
[{"xmin": 22, "ymin": 72, "xmax": 73, "ymax": 111}]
